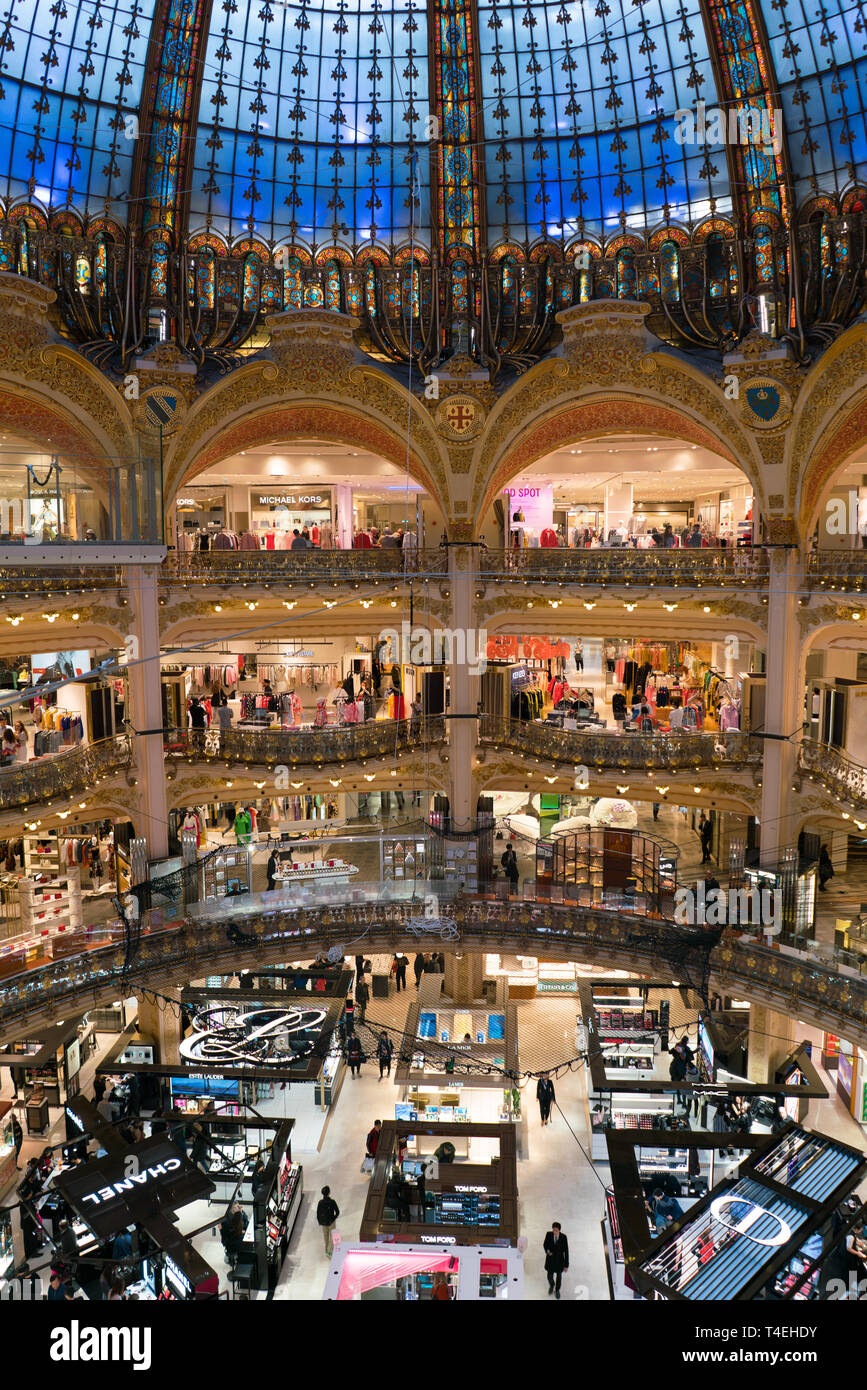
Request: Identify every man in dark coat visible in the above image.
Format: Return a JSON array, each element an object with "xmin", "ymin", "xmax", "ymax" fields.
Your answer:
[
  {"xmin": 536, "ymin": 1073, "xmax": 556, "ymax": 1126},
  {"xmin": 543, "ymin": 1223, "xmax": 569, "ymax": 1298},
  {"xmin": 413, "ymin": 953, "xmax": 426, "ymax": 988}
]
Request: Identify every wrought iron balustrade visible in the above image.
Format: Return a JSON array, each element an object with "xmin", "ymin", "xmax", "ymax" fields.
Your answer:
[
  {"xmin": 1, "ymin": 894, "xmax": 866, "ymax": 1048},
  {"xmin": 0, "ymin": 735, "xmax": 131, "ymax": 813},
  {"xmin": 0, "ymin": 565, "xmax": 125, "ymax": 596},
  {"xmin": 161, "ymin": 548, "xmax": 448, "ymax": 585},
  {"xmin": 479, "ymin": 716, "xmax": 763, "ymax": 772},
  {"xmin": 799, "ymin": 738, "xmax": 867, "ymax": 810},
  {"xmin": 481, "ymin": 547, "xmax": 769, "ymax": 585},
  {"xmin": 165, "ymin": 717, "xmax": 446, "ymax": 768},
  {"xmin": 804, "ymin": 551, "xmax": 867, "ymax": 589}
]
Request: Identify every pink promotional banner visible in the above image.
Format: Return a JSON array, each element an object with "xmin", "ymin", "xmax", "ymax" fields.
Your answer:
[{"xmin": 503, "ymin": 484, "xmax": 553, "ymax": 534}]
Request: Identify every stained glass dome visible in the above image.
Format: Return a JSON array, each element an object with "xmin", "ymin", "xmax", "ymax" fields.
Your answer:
[{"xmin": 0, "ymin": 0, "xmax": 862, "ymax": 371}]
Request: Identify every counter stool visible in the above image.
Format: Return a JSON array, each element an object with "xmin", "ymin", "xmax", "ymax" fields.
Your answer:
[{"xmin": 228, "ymin": 1261, "xmax": 256, "ymax": 1300}]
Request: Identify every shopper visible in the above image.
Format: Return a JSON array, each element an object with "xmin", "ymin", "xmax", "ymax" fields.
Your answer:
[
  {"xmin": 416, "ymin": 1161, "xmax": 428, "ymax": 1218},
  {"xmin": 819, "ymin": 843, "xmax": 834, "ymax": 892},
  {"xmin": 366, "ymin": 1120, "xmax": 383, "ymax": 1160},
  {"xmin": 698, "ymin": 812, "xmax": 713, "ymax": 864},
  {"xmin": 543, "ymin": 1223, "xmax": 570, "ymax": 1299},
  {"xmin": 11, "ymin": 1112, "xmax": 22, "ymax": 1167},
  {"xmin": 573, "ymin": 639, "xmax": 583, "ymax": 672},
  {"xmin": 537, "ymin": 1073, "xmax": 556, "ymax": 1126},
  {"xmin": 266, "ymin": 849, "xmax": 279, "ymax": 892},
  {"xmin": 347, "ymin": 1035, "xmax": 364, "ymax": 1078},
  {"xmin": 413, "ymin": 953, "xmax": 426, "ymax": 987},
  {"xmin": 355, "ymin": 974, "xmax": 370, "ymax": 1024},
  {"xmin": 376, "ymin": 1031, "xmax": 394, "ymax": 1080},
  {"xmin": 650, "ymin": 1188, "xmax": 683, "ymax": 1233},
  {"xmin": 250, "ymin": 1158, "xmax": 267, "ymax": 1196},
  {"xmin": 501, "ymin": 846, "xmax": 520, "ymax": 895},
  {"xmin": 431, "ymin": 1272, "xmax": 453, "ymax": 1300},
  {"xmin": 669, "ymin": 1044, "xmax": 688, "ymax": 1109},
  {"xmin": 343, "ymin": 995, "xmax": 356, "ymax": 1036},
  {"xmin": 47, "ymin": 1271, "xmax": 73, "ymax": 1301},
  {"xmin": 393, "ymin": 953, "xmax": 408, "ymax": 992},
  {"xmin": 13, "ymin": 722, "xmax": 27, "ymax": 763},
  {"xmin": 316, "ymin": 1185, "xmax": 340, "ymax": 1256},
  {"xmin": 220, "ymin": 1204, "xmax": 249, "ymax": 1265}
]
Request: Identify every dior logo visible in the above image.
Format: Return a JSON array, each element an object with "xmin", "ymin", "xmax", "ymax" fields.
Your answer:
[{"xmin": 709, "ymin": 1195, "xmax": 792, "ymax": 1247}]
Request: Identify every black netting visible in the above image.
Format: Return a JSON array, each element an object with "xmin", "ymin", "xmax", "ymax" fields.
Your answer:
[{"xmin": 621, "ymin": 921, "xmax": 722, "ymax": 1007}]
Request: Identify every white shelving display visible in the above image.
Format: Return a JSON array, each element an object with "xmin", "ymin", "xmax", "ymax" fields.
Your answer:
[{"xmin": 20, "ymin": 834, "xmax": 82, "ymax": 936}]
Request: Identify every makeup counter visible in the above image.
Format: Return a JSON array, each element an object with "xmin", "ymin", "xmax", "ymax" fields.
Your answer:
[{"xmin": 360, "ymin": 1121, "xmax": 519, "ymax": 1249}]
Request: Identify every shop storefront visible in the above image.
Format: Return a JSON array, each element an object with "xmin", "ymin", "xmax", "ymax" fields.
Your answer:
[
  {"xmin": 629, "ymin": 1124, "xmax": 867, "ymax": 1300},
  {"xmin": 394, "ymin": 1002, "xmax": 520, "ymax": 1137},
  {"xmin": 360, "ymin": 1121, "xmax": 519, "ymax": 1247},
  {"xmin": 249, "ymin": 487, "xmax": 333, "ymax": 547},
  {"xmin": 323, "ymin": 1242, "xmax": 524, "ymax": 1301}
]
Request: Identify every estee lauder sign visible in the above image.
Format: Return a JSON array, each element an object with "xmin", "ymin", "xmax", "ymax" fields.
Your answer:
[{"xmin": 53, "ymin": 1135, "xmax": 213, "ymax": 1239}]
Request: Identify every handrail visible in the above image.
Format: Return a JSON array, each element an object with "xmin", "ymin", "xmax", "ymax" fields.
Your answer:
[
  {"xmin": 0, "ymin": 564, "xmax": 125, "ymax": 594},
  {"xmin": 1, "ymin": 895, "xmax": 866, "ymax": 1047},
  {"xmin": 165, "ymin": 717, "xmax": 446, "ymax": 767},
  {"xmin": 804, "ymin": 551, "xmax": 867, "ymax": 587},
  {"xmin": 478, "ymin": 547, "xmax": 769, "ymax": 584},
  {"xmin": 0, "ymin": 735, "xmax": 131, "ymax": 812},
  {"xmin": 799, "ymin": 737, "xmax": 867, "ymax": 810},
  {"xmin": 161, "ymin": 548, "xmax": 448, "ymax": 583},
  {"xmin": 479, "ymin": 716, "xmax": 763, "ymax": 770}
]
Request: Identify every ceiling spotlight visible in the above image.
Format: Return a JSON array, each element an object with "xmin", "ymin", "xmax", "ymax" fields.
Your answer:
[
  {"xmin": 616, "ymin": 785, "xmax": 629, "ymax": 794},
  {"xmin": 624, "ymin": 602, "xmax": 637, "ymax": 612},
  {"xmin": 663, "ymin": 602, "xmax": 678, "ymax": 612},
  {"xmin": 584, "ymin": 601, "xmax": 596, "ymax": 610},
  {"xmin": 364, "ymin": 774, "xmax": 375, "ymax": 782},
  {"xmin": 214, "ymin": 604, "xmax": 222, "ymax": 613},
  {"xmin": 703, "ymin": 605, "xmax": 711, "ymax": 613}
]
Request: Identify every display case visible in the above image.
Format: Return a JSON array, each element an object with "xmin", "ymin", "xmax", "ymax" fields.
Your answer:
[
  {"xmin": 314, "ymin": 1039, "xmax": 346, "ymax": 1107},
  {"xmin": 264, "ymin": 1157, "xmax": 303, "ymax": 1286},
  {"xmin": 381, "ymin": 837, "xmax": 427, "ymax": 884},
  {"xmin": 588, "ymin": 1092, "xmax": 677, "ymax": 1160},
  {"xmin": 0, "ymin": 1103, "xmax": 16, "ymax": 1192},
  {"xmin": 201, "ymin": 847, "xmax": 251, "ymax": 901}
]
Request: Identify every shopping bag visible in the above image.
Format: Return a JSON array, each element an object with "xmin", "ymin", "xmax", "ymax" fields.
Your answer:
[{"xmin": 360, "ymin": 1155, "xmax": 374, "ymax": 1174}]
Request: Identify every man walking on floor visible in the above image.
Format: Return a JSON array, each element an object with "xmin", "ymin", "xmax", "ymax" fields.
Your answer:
[
  {"xmin": 543, "ymin": 1223, "xmax": 570, "ymax": 1299},
  {"xmin": 316, "ymin": 1185, "xmax": 340, "ymax": 1256}
]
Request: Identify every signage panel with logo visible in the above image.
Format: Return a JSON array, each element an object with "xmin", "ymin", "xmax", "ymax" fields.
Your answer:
[{"xmin": 54, "ymin": 1135, "xmax": 213, "ymax": 1239}]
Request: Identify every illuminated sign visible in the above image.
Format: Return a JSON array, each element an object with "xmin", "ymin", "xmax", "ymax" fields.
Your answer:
[
  {"xmin": 454, "ymin": 1185, "xmax": 488, "ymax": 1194},
  {"xmin": 253, "ymin": 492, "xmax": 330, "ymax": 508},
  {"xmin": 709, "ymin": 1195, "xmax": 792, "ymax": 1248},
  {"xmin": 419, "ymin": 1234, "xmax": 456, "ymax": 1244},
  {"xmin": 178, "ymin": 1004, "xmax": 327, "ymax": 1068},
  {"xmin": 81, "ymin": 1158, "xmax": 182, "ymax": 1207},
  {"xmin": 65, "ymin": 1106, "xmax": 85, "ymax": 1132},
  {"xmin": 164, "ymin": 1254, "xmax": 192, "ymax": 1297}
]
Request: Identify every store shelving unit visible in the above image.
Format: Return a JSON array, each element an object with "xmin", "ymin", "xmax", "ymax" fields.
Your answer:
[{"xmin": 20, "ymin": 833, "xmax": 82, "ymax": 937}]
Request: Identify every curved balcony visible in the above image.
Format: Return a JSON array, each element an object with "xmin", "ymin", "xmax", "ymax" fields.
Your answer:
[
  {"xmin": 161, "ymin": 549, "xmax": 448, "ymax": 587},
  {"xmin": 0, "ymin": 735, "xmax": 131, "ymax": 814},
  {"xmin": 480, "ymin": 547, "xmax": 769, "ymax": 588},
  {"xmin": 799, "ymin": 738, "xmax": 867, "ymax": 811},
  {"xmin": 479, "ymin": 717, "xmax": 763, "ymax": 773},
  {"xmin": 0, "ymin": 564, "xmax": 125, "ymax": 597},
  {"xmin": 164, "ymin": 718, "xmax": 447, "ymax": 769},
  {"xmin": 804, "ymin": 551, "xmax": 867, "ymax": 591},
  {"xmin": 1, "ymin": 892, "xmax": 865, "ymax": 1048}
]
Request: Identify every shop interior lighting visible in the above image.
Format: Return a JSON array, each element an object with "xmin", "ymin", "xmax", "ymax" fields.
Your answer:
[
  {"xmin": 656, "ymin": 786, "xmax": 669, "ymax": 795},
  {"xmin": 214, "ymin": 604, "xmax": 222, "ymax": 612},
  {"xmin": 43, "ymin": 613, "xmax": 59, "ymax": 622},
  {"xmin": 616, "ymin": 786, "xmax": 629, "ymax": 793},
  {"xmin": 283, "ymin": 601, "xmax": 296, "ymax": 610},
  {"xmin": 663, "ymin": 602, "xmax": 678, "ymax": 611},
  {"xmin": 624, "ymin": 602, "xmax": 637, "ymax": 611},
  {"xmin": 6, "ymin": 616, "xmax": 20, "ymax": 626},
  {"xmin": 364, "ymin": 775, "xmax": 375, "ymax": 782},
  {"xmin": 583, "ymin": 601, "xmax": 596, "ymax": 610}
]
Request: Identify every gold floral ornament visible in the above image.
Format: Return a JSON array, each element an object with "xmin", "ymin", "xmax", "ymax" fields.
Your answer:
[{"xmin": 434, "ymin": 393, "xmax": 486, "ymax": 441}]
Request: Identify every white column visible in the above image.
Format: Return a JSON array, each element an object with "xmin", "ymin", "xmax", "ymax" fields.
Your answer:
[
  {"xmin": 758, "ymin": 550, "xmax": 801, "ymax": 865},
  {"xmin": 447, "ymin": 543, "xmax": 480, "ymax": 828},
  {"xmin": 334, "ymin": 484, "xmax": 353, "ymax": 549},
  {"xmin": 126, "ymin": 566, "xmax": 169, "ymax": 859},
  {"xmin": 603, "ymin": 479, "xmax": 633, "ymax": 538}
]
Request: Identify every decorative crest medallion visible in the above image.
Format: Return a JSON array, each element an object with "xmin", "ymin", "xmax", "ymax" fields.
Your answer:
[{"xmin": 434, "ymin": 392, "xmax": 485, "ymax": 441}]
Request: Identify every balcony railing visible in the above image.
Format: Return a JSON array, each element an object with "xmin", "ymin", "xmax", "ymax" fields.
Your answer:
[
  {"xmin": 1, "ymin": 892, "xmax": 866, "ymax": 1047},
  {"xmin": 161, "ymin": 548, "xmax": 449, "ymax": 585},
  {"xmin": 480, "ymin": 547, "xmax": 769, "ymax": 585},
  {"xmin": 479, "ymin": 717, "xmax": 763, "ymax": 771},
  {"xmin": 804, "ymin": 551, "xmax": 867, "ymax": 589},
  {"xmin": 0, "ymin": 735, "xmax": 131, "ymax": 813},
  {"xmin": 799, "ymin": 738, "xmax": 867, "ymax": 810},
  {"xmin": 165, "ymin": 717, "xmax": 446, "ymax": 768},
  {"xmin": 0, "ymin": 564, "xmax": 126, "ymax": 596}
]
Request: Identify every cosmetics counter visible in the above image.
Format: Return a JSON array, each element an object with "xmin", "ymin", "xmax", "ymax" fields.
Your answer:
[
  {"xmin": 0, "ymin": 1103, "xmax": 16, "ymax": 1192},
  {"xmin": 394, "ymin": 1002, "xmax": 521, "ymax": 1138},
  {"xmin": 252, "ymin": 1123, "xmax": 302, "ymax": 1294},
  {"xmin": 360, "ymin": 1121, "xmax": 519, "ymax": 1248},
  {"xmin": 323, "ymin": 1243, "xmax": 525, "ymax": 1301}
]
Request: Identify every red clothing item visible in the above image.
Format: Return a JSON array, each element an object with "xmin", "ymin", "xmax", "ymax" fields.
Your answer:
[
  {"xmin": 540, "ymin": 528, "xmax": 559, "ymax": 547},
  {"xmin": 366, "ymin": 1127, "xmax": 381, "ymax": 1157},
  {"xmin": 354, "ymin": 531, "xmax": 373, "ymax": 548}
]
